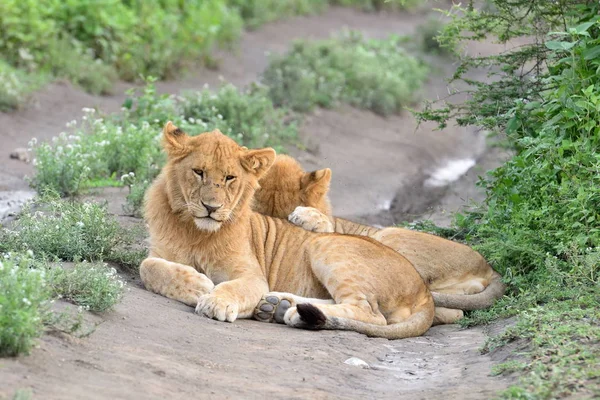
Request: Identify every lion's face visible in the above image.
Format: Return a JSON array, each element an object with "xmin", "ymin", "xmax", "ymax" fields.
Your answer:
[
  {"xmin": 254, "ymin": 154, "xmax": 332, "ymax": 220},
  {"xmin": 162, "ymin": 122, "xmax": 275, "ymax": 232}
]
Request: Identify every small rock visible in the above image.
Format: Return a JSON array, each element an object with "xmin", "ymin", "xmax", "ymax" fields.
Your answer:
[
  {"xmin": 344, "ymin": 357, "xmax": 370, "ymax": 369},
  {"xmin": 10, "ymin": 148, "xmax": 29, "ymax": 162}
]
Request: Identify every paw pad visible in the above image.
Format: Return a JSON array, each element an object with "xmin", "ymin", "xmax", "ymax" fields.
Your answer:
[{"xmin": 254, "ymin": 295, "xmax": 292, "ymax": 324}]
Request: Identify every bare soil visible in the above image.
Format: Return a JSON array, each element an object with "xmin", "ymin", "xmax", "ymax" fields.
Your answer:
[{"xmin": 0, "ymin": 6, "xmax": 517, "ymax": 399}]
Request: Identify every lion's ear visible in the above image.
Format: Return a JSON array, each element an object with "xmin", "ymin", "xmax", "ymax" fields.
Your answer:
[
  {"xmin": 241, "ymin": 148, "xmax": 276, "ymax": 179},
  {"xmin": 301, "ymin": 168, "xmax": 332, "ymax": 197},
  {"xmin": 162, "ymin": 121, "xmax": 189, "ymax": 156}
]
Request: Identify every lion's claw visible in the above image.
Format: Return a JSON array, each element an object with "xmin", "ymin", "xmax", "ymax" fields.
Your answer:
[{"xmin": 196, "ymin": 293, "xmax": 239, "ymax": 322}]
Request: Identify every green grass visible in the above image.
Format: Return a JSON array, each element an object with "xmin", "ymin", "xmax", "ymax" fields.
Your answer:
[
  {"xmin": 0, "ymin": 194, "xmax": 136, "ymax": 357},
  {"xmin": 483, "ymin": 289, "xmax": 600, "ymax": 399},
  {"xmin": 29, "ymin": 79, "xmax": 298, "ymax": 215},
  {"xmin": 0, "ymin": 0, "xmax": 243, "ymax": 98},
  {"xmin": 0, "ymin": 193, "xmax": 122, "ymax": 262},
  {"xmin": 262, "ymin": 32, "xmax": 428, "ymax": 116},
  {"xmin": 47, "ymin": 262, "xmax": 125, "ymax": 313},
  {"xmin": 412, "ymin": 4, "xmax": 600, "ymax": 397},
  {"xmin": 0, "ymin": 60, "xmax": 48, "ymax": 111},
  {"xmin": 331, "ymin": 0, "xmax": 421, "ymax": 11},
  {"xmin": 0, "ymin": 255, "xmax": 49, "ymax": 357},
  {"xmin": 227, "ymin": 0, "xmax": 327, "ymax": 29}
]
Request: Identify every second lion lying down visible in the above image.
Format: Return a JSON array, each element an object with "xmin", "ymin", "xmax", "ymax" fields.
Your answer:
[
  {"xmin": 254, "ymin": 155, "xmax": 505, "ymax": 324},
  {"xmin": 140, "ymin": 123, "xmax": 434, "ymax": 339}
]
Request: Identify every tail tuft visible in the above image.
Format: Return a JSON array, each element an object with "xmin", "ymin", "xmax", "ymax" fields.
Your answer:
[{"xmin": 297, "ymin": 303, "xmax": 327, "ymax": 329}]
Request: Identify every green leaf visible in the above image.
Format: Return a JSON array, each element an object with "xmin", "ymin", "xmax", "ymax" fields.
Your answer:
[
  {"xmin": 545, "ymin": 40, "xmax": 576, "ymax": 51},
  {"xmin": 573, "ymin": 22, "xmax": 595, "ymax": 35},
  {"xmin": 583, "ymin": 45, "xmax": 600, "ymax": 60}
]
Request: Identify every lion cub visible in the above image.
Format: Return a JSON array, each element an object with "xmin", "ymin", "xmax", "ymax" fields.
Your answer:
[
  {"xmin": 253, "ymin": 155, "xmax": 505, "ymax": 324},
  {"xmin": 140, "ymin": 122, "xmax": 434, "ymax": 339}
]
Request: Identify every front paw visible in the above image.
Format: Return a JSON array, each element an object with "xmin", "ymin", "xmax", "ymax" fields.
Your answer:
[
  {"xmin": 195, "ymin": 293, "xmax": 239, "ymax": 322},
  {"xmin": 288, "ymin": 206, "xmax": 334, "ymax": 233}
]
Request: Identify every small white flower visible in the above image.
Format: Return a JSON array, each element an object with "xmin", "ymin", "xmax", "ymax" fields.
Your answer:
[
  {"xmin": 76, "ymin": 221, "xmax": 85, "ymax": 228},
  {"xmin": 22, "ymin": 298, "xmax": 31, "ymax": 306}
]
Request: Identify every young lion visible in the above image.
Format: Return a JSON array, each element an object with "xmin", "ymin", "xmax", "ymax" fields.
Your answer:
[
  {"xmin": 140, "ymin": 122, "xmax": 434, "ymax": 339},
  {"xmin": 253, "ymin": 155, "xmax": 505, "ymax": 324}
]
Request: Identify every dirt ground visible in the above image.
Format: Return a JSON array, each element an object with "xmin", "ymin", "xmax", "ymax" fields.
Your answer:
[{"xmin": 0, "ymin": 6, "xmax": 518, "ymax": 399}]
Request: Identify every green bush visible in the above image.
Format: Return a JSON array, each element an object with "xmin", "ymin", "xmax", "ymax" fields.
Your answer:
[
  {"xmin": 47, "ymin": 262, "xmax": 125, "ymax": 312},
  {"xmin": 227, "ymin": 0, "xmax": 327, "ymax": 29},
  {"xmin": 0, "ymin": 60, "xmax": 47, "ymax": 111},
  {"xmin": 30, "ymin": 80, "xmax": 298, "ymax": 214},
  {"xmin": 0, "ymin": 194, "xmax": 121, "ymax": 262},
  {"xmin": 415, "ymin": 1, "xmax": 600, "ymax": 397},
  {"xmin": 0, "ymin": 0, "xmax": 243, "ymax": 95},
  {"xmin": 262, "ymin": 32, "xmax": 428, "ymax": 115},
  {"xmin": 0, "ymin": 254, "xmax": 49, "ymax": 357},
  {"xmin": 330, "ymin": 0, "xmax": 421, "ymax": 11}
]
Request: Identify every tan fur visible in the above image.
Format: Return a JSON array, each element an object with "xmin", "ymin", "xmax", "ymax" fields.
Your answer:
[
  {"xmin": 255, "ymin": 155, "xmax": 505, "ymax": 324},
  {"xmin": 140, "ymin": 122, "xmax": 434, "ymax": 339}
]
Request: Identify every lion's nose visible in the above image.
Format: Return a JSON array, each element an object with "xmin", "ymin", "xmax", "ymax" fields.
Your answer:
[{"xmin": 202, "ymin": 202, "xmax": 222, "ymax": 214}]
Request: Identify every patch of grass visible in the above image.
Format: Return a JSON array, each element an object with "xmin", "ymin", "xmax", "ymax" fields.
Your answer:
[
  {"xmin": 483, "ymin": 289, "xmax": 600, "ymax": 399},
  {"xmin": 262, "ymin": 32, "xmax": 428, "ymax": 115},
  {"xmin": 227, "ymin": 0, "xmax": 327, "ymax": 29},
  {"xmin": 0, "ymin": 0, "xmax": 242, "ymax": 93},
  {"xmin": 0, "ymin": 60, "xmax": 48, "ymax": 111},
  {"xmin": 44, "ymin": 39, "xmax": 118, "ymax": 95},
  {"xmin": 0, "ymin": 254, "xmax": 49, "ymax": 357},
  {"xmin": 415, "ymin": 18, "xmax": 454, "ymax": 56},
  {"xmin": 0, "ymin": 193, "xmax": 121, "ymax": 262},
  {"xmin": 30, "ymin": 79, "xmax": 298, "ymax": 215},
  {"xmin": 331, "ymin": 0, "xmax": 421, "ymax": 11},
  {"xmin": 47, "ymin": 262, "xmax": 125, "ymax": 313},
  {"xmin": 412, "ymin": 3, "xmax": 600, "ymax": 397},
  {"xmin": 12, "ymin": 388, "xmax": 33, "ymax": 400}
]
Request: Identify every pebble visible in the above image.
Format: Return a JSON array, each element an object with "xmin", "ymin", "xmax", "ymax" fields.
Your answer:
[
  {"xmin": 344, "ymin": 357, "xmax": 370, "ymax": 369},
  {"xmin": 9, "ymin": 148, "xmax": 29, "ymax": 162}
]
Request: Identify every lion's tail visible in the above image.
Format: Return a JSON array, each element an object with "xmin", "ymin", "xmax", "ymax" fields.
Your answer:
[
  {"xmin": 296, "ymin": 297, "xmax": 434, "ymax": 340},
  {"xmin": 432, "ymin": 270, "xmax": 505, "ymax": 311}
]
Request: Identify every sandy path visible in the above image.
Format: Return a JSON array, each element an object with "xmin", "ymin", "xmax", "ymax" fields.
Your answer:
[{"xmin": 0, "ymin": 6, "xmax": 514, "ymax": 399}]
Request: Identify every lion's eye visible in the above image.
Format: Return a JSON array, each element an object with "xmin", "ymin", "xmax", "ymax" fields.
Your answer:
[
  {"xmin": 193, "ymin": 169, "xmax": 203, "ymax": 177},
  {"xmin": 226, "ymin": 175, "xmax": 236, "ymax": 181}
]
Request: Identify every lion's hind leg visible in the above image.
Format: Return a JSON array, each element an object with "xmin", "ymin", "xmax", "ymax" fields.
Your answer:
[{"xmin": 253, "ymin": 292, "xmax": 334, "ymax": 323}]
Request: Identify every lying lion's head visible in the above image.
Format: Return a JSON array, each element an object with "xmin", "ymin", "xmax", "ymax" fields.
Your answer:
[
  {"xmin": 162, "ymin": 122, "xmax": 275, "ymax": 232},
  {"xmin": 254, "ymin": 154, "xmax": 332, "ymax": 220}
]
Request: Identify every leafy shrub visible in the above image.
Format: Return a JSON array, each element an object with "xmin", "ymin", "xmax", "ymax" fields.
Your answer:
[
  {"xmin": 227, "ymin": 0, "xmax": 327, "ymax": 29},
  {"xmin": 414, "ymin": 1, "xmax": 600, "ymax": 397},
  {"xmin": 0, "ymin": 254, "xmax": 49, "ymax": 357},
  {"xmin": 415, "ymin": 18, "xmax": 453, "ymax": 56},
  {"xmin": 0, "ymin": 60, "xmax": 47, "ymax": 111},
  {"xmin": 179, "ymin": 83, "xmax": 297, "ymax": 151},
  {"xmin": 31, "ymin": 80, "xmax": 298, "ymax": 215},
  {"xmin": 0, "ymin": 0, "xmax": 243, "ymax": 95},
  {"xmin": 44, "ymin": 39, "xmax": 118, "ymax": 95},
  {"xmin": 262, "ymin": 32, "xmax": 428, "ymax": 115},
  {"xmin": 330, "ymin": 0, "xmax": 421, "ymax": 11},
  {"xmin": 47, "ymin": 262, "xmax": 125, "ymax": 312},
  {"xmin": 0, "ymin": 194, "xmax": 121, "ymax": 262}
]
